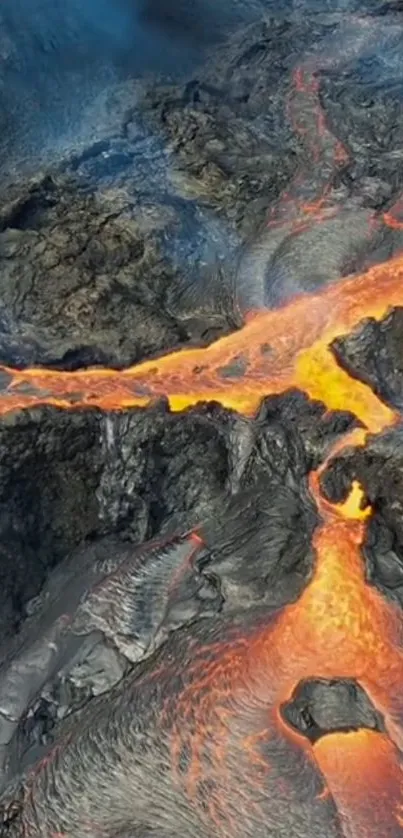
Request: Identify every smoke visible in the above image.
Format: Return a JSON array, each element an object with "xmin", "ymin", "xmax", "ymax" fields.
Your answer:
[
  {"xmin": 0, "ymin": 0, "xmax": 268, "ymax": 177},
  {"xmin": 1, "ymin": 0, "xmax": 402, "ymax": 309},
  {"xmin": 2, "ymin": 0, "xmax": 399, "ymax": 178},
  {"xmin": 0, "ymin": 0, "xmax": 134, "ymax": 174}
]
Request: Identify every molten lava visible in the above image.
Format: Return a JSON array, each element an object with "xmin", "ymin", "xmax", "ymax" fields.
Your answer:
[
  {"xmin": 6, "ymin": 22, "xmax": 403, "ymax": 835},
  {"xmin": 164, "ymin": 417, "xmax": 403, "ymax": 834},
  {"xmin": 1, "ymin": 252, "xmax": 403, "ymax": 424},
  {"xmin": 6, "ymin": 249, "xmax": 403, "ymax": 835},
  {"xmin": 314, "ymin": 731, "xmax": 403, "ymax": 834}
]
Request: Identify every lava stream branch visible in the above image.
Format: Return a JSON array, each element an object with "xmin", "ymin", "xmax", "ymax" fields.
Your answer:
[
  {"xmin": 314, "ymin": 731, "xmax": 403, "ymax": 836},
  {"xmin": 165, "ymin": 500, "xmax": 403, "ymax": 836},
  {"xmin": 272, "ymin": 63, "xmax": 348, "ymax": 233},
  {"xmin": 0, "ymin": 253, "xmax": 402, "ymax": 426},
  {"xmin": 169, "ymin": 468, "xmax": 403, "ymax": 835},
  {"xmin": 267, "ymin": 15, "xmax": 398, "ymax": 234}
]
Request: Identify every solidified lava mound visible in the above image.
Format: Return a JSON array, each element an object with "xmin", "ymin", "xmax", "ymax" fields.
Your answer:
[{"xmin": 1, "ymin": 2, "xmax": 403, "ymax": 836}]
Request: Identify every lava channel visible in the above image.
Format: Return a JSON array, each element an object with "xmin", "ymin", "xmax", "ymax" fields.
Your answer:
[
  {"xmin": 3, "ymin": 15, "xmax": 403, "ymax": 833},
  {"xmin": 0, "ymin": 252, "xmax": 402, "ymax": 423},
  {"xmin": 314, "ymin": 730, "xmax": 403, "ymax": 836},
  {"xmin": 163, "ymin": 433, "xmax": 403, "ymax": 836}
]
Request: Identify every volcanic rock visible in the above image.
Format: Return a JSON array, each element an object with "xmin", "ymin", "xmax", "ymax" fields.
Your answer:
[
  {"xmin": 333, "ymin": 307, "xmax": 403, "ymax": 411},
  {"xmin": 0, "ymin": 392, "xmax": 354, "ymax": 647},
  {"xmin": 0, "ymin": 2, "xmax": 403, "ymax": 836},
  {"xmin": 321, "ymin": 425, "xmax": 403, "ymax": 608},
  {"xmin": 281, "ymin": 678, "xmax": 385, "ymax": 742}
]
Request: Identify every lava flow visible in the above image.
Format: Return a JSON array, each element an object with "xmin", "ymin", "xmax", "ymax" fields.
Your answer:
[
  {"xmin": 3, "ymin": 199, "xmax": 403, "ymax": 838},
  {"xmin": 9, "ymin": 253, "xmax": 403, "ymax": 836},
  {"xmin": 6, "ymin": 15, "xmax": 403, "ymax": 835},
  {"xmin": 314, "ymin": 730, "xmax": 403, "ymax": 834},
  {"xmin": 0, "ymin": 251, "xmax": 402, "ymax": 424},
  {"xmin": 166, "ymin": 392, "xmax": 403, "ymax": 835}
]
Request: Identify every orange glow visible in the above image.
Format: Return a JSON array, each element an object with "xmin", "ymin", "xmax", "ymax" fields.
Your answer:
[
  {"xmin": 146, "ymin": 247, "xmax": 403, "ymax": 834},
  {"xmin": 0, "ymin": 253, "xmax": 403, "ymax": 424},
  {"xmin": 314, "ymin": 731, "xmax": 403, "ymax": 835},
  {"xmin": 7, "ymin": 41, "xmax": 403, "ymax": 837},
  {"xmin": 330, "ymin": 479, "xmax": 370, "ymax": 521},
  {"xmin": 272, "ymin": 63, "xmax": 349, "ymax": 233},
  {"xmin": 2, "ymin": 209, "xmax": 403, "ymax": 838},
  {"xmin": 383, "ymin": 198, "xmax": 403, "ymax": 231}
]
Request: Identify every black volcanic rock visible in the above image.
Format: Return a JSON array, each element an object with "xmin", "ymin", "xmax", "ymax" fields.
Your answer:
[
  {"xmin": 0, "ymin": 402, "xmax": 228, "ymax": 643},
  {"xmin": 281, "ymin": 678, "xmax": 384, "ymax": 742},
  {"xmin": 332, "ymin": 308, "xmax": 403, "ymax": 412},
  {"xmin": 320, "ymin": 426, "xmax": 403, "ymax": 608},
  {"xmin": 0, "ymin": 3, "xmax": 403, "ymax": 835},
  {"xmin": 0, "ymin": 408, "xmax": 102, "ymax": 642},
  {"xmin": 0, "ymin": 392, "xmax": 355, "ymax": 647},
  {"xmin": 0, "ymin": 176, "xmax": 225, "ymax": 369}
]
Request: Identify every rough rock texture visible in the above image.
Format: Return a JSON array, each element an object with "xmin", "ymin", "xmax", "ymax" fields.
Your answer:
[
  {"xmin": 0, "ymin": 178, "xmax": 189, "ymax": 368},
  {"xmin": 0, "ymin": 1, "xmax": 403, "ymax": 835},
  {"xmin": 333, "ymin": 308, "xmax": 403, "ymax": 411},
  {"xmin": 0, "ymin": 408, "xmax": 102, "ymax": 641},
  {"xmin": 321, "ymin": 425, "xmax": 403, "ymax": 608},
  {"xmin": 0, "ymin": 393, "xmax": 354, "ymax": 645},
  {"xmin": 1, "ymin": 4, "xmax": 402, "ymax": 369},
  {"xmin": 0, "ymin": 402, "xmax": 223, "ymax": 641},
  {"xmin": 281, "ymin": 678, "xmax": 385, "ymax": 742}
]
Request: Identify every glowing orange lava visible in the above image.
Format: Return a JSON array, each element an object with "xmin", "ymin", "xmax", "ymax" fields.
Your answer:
[
  {"xmin": 165, "ymin": 446, "xmax": 403, "ymax": 834},
  {"xmin": 143, "ymin": 253, "xmax": 403, "ymax": 835},
  {"xmin": 314, "ymin": 731, "xmax": 403, "ymax": 835},
  {"xmin": 6, "ymin": 31, "xmax": 403, "ymax": 835},
  {"xmin": 0, "ymin": 252, "xmax": 403, "ymax": 425},
  {"xmin": 3, "ymin": 244, "xmax": 403, "ymax": 838}
]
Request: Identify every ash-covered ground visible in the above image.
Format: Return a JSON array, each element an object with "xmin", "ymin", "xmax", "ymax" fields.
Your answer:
[{"xmin": 1, "ymin": 1, "xmax": 403, "ymax": 835}]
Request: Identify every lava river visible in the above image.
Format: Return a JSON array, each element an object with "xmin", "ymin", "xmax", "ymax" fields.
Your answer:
[
  {"xmin": 2, "ymin": 250, "xmax": 403, "ymax": 835},
  {"xmin": 3, "ymin": 9, "xmax": 403, "ymax": 835}
]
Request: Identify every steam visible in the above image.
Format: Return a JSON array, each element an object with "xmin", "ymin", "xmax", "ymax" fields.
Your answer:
[
  {"xmin": 1, "ymin": 1, "xmax": 402, "ymax": 314},
  {"xmin": 0, "ymin": 1, "xmax": 176, "ymax": 176},
  {"xmin": 0, "ymin": 0, "xmax": 266, "ymax": 178}
]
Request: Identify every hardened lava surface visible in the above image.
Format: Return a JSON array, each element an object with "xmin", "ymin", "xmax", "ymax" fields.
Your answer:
[{"xmin": 1, "ymin": 4, "xmax": 403, "ymax": 838}]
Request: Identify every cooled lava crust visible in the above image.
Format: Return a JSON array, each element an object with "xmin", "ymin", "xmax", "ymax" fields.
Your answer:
[{"xmin": 1, "ymin": 3, "xmax": 403, "ymax": 837}]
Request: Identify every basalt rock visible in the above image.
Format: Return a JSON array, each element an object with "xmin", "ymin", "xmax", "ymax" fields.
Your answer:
[
  {"xmin": 0, "ymin": 393, "xmax": 353, "ymax": 648},
  {"xmin": 281, "ymin": 678, "xmax": 385, "ymax": 742},
  {"xmin": 0, "ymin": 2, "xmax": 403, "ymax": 837}
]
